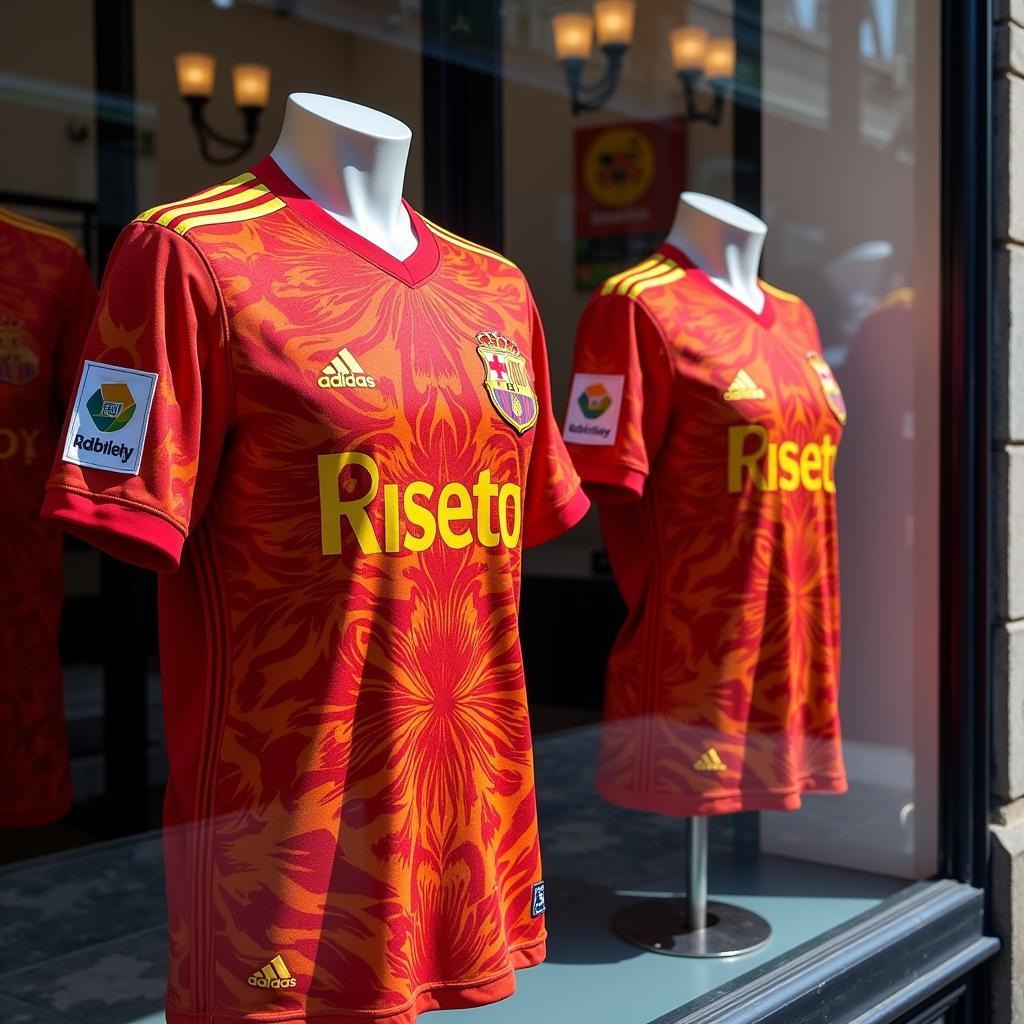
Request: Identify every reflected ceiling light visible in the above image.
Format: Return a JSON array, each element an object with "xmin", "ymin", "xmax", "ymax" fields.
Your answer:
[
  {"xmin": 174, "ymin": 53, "xmax": 271, "ymax": 165},
  {"xmin": 232, "ymin": 63, "xmax": 272, "ymax": 109},
  {"xmin": 670, "ymin": 27, "xmax": 735, "ymax": 126},
  {"xmin": 552, "ymin": 2, "xmax": 636, "ymax": 114},
  {"xmin": 175, "ymin": 52, "xmax": 216, "ymax": 99}
]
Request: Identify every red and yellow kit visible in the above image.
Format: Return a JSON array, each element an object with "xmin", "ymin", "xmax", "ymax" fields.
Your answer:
[
  {"xmin": 42, "ymin": 157, "xmax": 587, "ymax": 1023},
  {"xmin": 563, "ymin": 246, "xmax": 846, "ymax": 817},
  {"xmin": 0, "ymin": 208, "xmax": 95, "ymax": 827}
]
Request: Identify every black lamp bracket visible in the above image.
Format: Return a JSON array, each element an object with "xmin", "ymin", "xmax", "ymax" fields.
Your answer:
[
  {"xmin": 561, "ymin": 43, "xmax": 628, "ymax": 115},
  {"xmin": 678, "ymin": 70, "xmax": 726, "ymax": 126},
  {"xmin": 185, "ymin": 96, "xmax": 262, "ymax": 166}
]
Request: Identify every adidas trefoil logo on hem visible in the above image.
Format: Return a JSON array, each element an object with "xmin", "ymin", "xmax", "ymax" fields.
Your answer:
[
  {"xmin": 317, "ymin": 348, "xmax": 377, "ymax": 390},
  {"xmin": 248, "ymin": 954, "xmax": 297, "ymax": 989},
  {"xmin": 694, "ymin": 748, "xmax": 728, "ymax": 773},
  {"xmin": 723, "ymin": 370, "xmax": 766, "ymax": 402}
]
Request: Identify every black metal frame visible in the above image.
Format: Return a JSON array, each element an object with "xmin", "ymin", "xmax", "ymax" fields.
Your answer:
[
  {"xmin": 93, "ymin": 0, "xmax": 153, "ymax": 836},
  {"xmin": 422, "ymin": 0, "xmax": 503, "ymax": 250},
  {"xmin": 938, "ymin": 0, "xmax": 992, "ymax": 897},
  {"xmin": 732, "ymin": 0, "xmax": 762, "ymax": 215},
  {"xmin": 73, "ymin": 0, "xmax": 997, "ymax": 1012}
]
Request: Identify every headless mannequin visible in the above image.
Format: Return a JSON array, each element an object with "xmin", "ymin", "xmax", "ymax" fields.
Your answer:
[
  {"xmin": 612, "ymin": 193, "xmax": 775, "ymax": 958},
  {"xmin": 270, "ymin": 93, "xmax": 418, "ymax": 261},
  {"xmin": 664, "ymin": 192, "xmax": 767, "ymax": 315}
]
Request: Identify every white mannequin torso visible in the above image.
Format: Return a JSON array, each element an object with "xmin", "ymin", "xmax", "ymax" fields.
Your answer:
[
  {"xmin": 270, "ymin": 93, "xmax": 418, "ymax": 261},
  {"xmin": 664, "ymin": 192, "xmax": 767, "ymax": 315}
]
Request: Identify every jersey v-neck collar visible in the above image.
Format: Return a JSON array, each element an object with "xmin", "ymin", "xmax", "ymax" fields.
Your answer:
[
  {"xmin": 251, "ymin": 155, "xmax": 440, "ymax": 288},
  {"xmin": 660, "ymin": 243, "xmax": 776, "ymax": 329}
]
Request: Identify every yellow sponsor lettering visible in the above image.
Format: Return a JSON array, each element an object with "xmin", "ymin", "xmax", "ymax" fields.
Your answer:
[
  {"xmin": 800, "ymin": 441, "xmax": 822, "ymax": 491},
  {"xmin": 318, "ymin": 453, "xmax": 522, "ymax": 555},
  {"xmin": 727, "ymin": 425, "xmax": 836, "ymax": 493},
  {"xmin": 727, "ymin": 424, "xmax": 768, "ymax": 492},
  {"xmin": 437, "ymin": 482, "xmax": 473, "ymax": 549},
  {"xmin": 403, "ymin": 481, "xmax": 436, "ymax": 552},
  {"xmin": 0, "ymin": 427, "xmax": 40, "ymax": 465},
  {"xmin": 820, "ymin": 434, "xmax": 838, "ymax": 493},
  {"xmin": 383, "ymin": 483, "xmax": 400, "ymax": 552},
  {"xmin": 318, "ymin": 451, "xmax": 381, "ymax": 555},
  {"xmin": 498, "ymin": 483, "xmax": 521, "ymax": 548},
  {"xmin": 473, "ymin": 470, "xmax": 500, "ymax": 547}
]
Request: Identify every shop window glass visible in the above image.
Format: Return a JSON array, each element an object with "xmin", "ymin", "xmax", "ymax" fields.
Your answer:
[{"xmin": 0, "ymin": 1, "xmax": 945, "ymax": 1022}]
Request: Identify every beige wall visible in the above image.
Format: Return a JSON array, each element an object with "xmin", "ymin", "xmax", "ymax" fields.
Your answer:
[
  {"xmin": 991, "ymin": 2, "xmax": 1024, "ymax": 1021},
  {"xmin": 133, "ymin": 0, "xmax": 423, "ymax": 209},
  {"xmin": 0, "ymin": 0, "xmax": 423, "ymax": 213},
  {"xmin": 0, "ymin": 0, "xmax": 95, "ymax": 203}
]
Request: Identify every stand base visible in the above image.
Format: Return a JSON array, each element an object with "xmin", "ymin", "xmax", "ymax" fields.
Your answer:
[{"xmin": 613, "ymin": 898, "xmax": 772, "ymax": 958}]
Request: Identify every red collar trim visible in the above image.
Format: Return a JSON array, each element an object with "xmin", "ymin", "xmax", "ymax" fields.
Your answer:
[
  {"xmin": 251, "ymin": 155, "xmax": 440, "ymax": 287},
  {"xmin": 660, "ymin": 243, "xmax": 776, "ymax": 329}
]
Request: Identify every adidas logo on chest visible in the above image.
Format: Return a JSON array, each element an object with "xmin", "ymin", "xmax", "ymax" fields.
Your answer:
[
  {"xmin": 723, "ymin": 370, "xmax": 766, "ymax": 402},
  {"xmin": 318, "ymin": 348, "xmax": 376, "ymax": 390}
]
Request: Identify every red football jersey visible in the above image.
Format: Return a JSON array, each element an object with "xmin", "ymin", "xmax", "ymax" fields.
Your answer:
[
  {"xmin": 563, "ymin": 246, "xmax": 846, "ymax": 816},
  {"xmin": 0, "ymin": 207, "xmax": 95, "ymax": 827},
  {"xmin": 43, "ymin": 157, "xmax": 587, "ymax": 1024}
]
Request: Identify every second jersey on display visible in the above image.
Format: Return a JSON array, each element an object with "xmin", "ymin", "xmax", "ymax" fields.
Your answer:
[{"xmin": 564, "ymin": 248, "xmax": 848, "ymax": 818}]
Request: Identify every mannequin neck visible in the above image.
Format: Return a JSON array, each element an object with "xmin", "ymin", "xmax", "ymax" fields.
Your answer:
[
  {"xmin": 270, "ymin": 94, "xmax": 417, "ymax": 260},
  {"xmin": 665, "ymin": 192, "xmax": 767, "ymax": 315}
]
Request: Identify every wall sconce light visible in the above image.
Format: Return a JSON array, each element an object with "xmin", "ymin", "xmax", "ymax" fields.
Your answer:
[
  {"xmin": 175, "ymin": 52, "xmax": 271, "ymax": 165},
  {"xmin": 552, "ymin": 1, "xmax": 636, "ymax": 114},
  {"xmin": 670, "ymin": 28, "xmax": 735, "ymax": 126}
]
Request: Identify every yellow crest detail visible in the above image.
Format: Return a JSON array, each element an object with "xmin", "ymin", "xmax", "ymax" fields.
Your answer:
[{"xmin": 476, "ymin": 331, "xmax": 538, "ymax": 435}]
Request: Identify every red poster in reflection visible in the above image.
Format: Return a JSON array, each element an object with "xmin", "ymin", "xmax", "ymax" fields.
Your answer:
[{"xmin": 573, "ymin": 118, "xmax": 686, "ymax": 290}]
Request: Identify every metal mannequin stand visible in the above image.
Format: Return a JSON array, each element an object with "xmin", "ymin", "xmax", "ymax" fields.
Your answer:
[{"xmin": 612, "ymin": 818, "xmax": 772, "ymax": 957}]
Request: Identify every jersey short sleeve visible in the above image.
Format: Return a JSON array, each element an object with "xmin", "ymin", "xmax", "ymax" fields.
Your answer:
[
  {"xmin": 41, "ymin": 221, "xmax": 230, "ymax": 572},
  {"xmin": 562, "ymin": 291, "xmax": 674, "ymax": 501},
  {"xmin": 522, "ymin": 290, "xmax": 590, "ymax": 547}
]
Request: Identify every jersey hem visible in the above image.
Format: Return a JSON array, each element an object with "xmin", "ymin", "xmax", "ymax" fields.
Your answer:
[
  {"xmin": 42, "ymin": 486, "xmax": 186, "ymax": 572},
  {"xmin": 577, "ymin": 462, "xmax": 647, "ymax": 501},
  {"xmin": 523, "ymin": 484, "xmax": 590, "ymax": 548},
  {"xmin": 595, "ymin": 774, "xmax": 848, "ymax": 816},
  {"xmin": 164, "ymin": 937, "xmax": 545, "ymax": 1024},
  {"xmin": 0, "ymin": 791, "xmax": 72, "ymax": 828}
]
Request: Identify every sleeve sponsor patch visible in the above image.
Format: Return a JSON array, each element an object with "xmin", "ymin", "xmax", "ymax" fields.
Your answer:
[
  {"xmin": 562, "ymin": 373, "xmax": 624, "ymax": 446},
  {"xmin": 61, "ymin": 360, "xmax": 158, "ymax": 476}
]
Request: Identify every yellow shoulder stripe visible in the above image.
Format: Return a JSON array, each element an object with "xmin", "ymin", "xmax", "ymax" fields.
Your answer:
[
  {"xmin": 135, "ymin": 171, "xmax": 256, "ymax": 225},
  {"xmin": 152, "ymin": 184, "xmax": 272, "ymax": 228},
  {"xmin": 421, "ymin": 216, "xmax": 517, "ymax": 269},
  {"xmin": 875, "ymin": 286, "xmax": 914, "ymax": 314},
  {"xmin": 761, "ymin": 281, "xmax": 801, "ymax": 303},
  {"xmin": 172, "ymin": 196, "xmax": 286, "ymax": 236},
  {"xmin": 0, "ymin": 208, "xmax": 82, "ymax": 251},
  {"xmin": 627, "ymin": 266, "xmax": 686, "ymax": 299},
  {"xmin": 600, "ymin": 256, "xmax": 663, "ymax": 296},
  {"xmin": 614, "ymin": 258, "xmax": 678, "ymax": 297}
]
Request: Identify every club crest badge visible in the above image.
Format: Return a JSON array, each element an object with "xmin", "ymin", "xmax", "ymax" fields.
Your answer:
[
  {"xmin": 805, "ymin": 351, "xmax": 847, "ymax": 425},
  {"xmin": 476, "ymin": 330, "xmax": 538, "ymax": 435},
  {"xmin": 0, "ymin": 316, "xmax": 40, "ymax": 387}
]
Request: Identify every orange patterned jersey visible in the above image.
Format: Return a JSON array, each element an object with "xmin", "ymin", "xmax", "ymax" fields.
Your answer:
[
  {"xmin": 42, "ymin": 157, "xmax": 587, "ymax": 1024},
  {"xmin": 563, "ymin": 246, "xmax": 846, "ymax": 817},
  {"xmin": 0, "ymin": 208, "xmax": 95, "ymax": 827}
]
